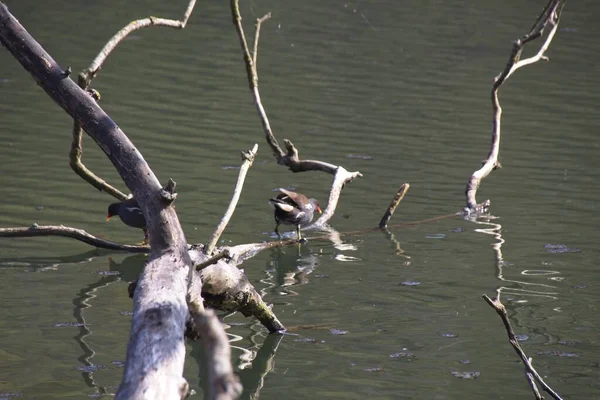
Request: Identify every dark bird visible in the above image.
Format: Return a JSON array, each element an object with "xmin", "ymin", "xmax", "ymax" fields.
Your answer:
[
  {"xmin": 106, "ymin": 198, "xmax": 149, "ymax": 244},
  {"xmin": 269, "ymin": 188, "xmax": 322, "ymax": 241}
]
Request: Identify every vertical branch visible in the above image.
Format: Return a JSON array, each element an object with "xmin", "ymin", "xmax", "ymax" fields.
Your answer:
[
  {"xmin": 204, "ymin": 144, "xmax": 258, "ymax": 255},
  {"xmin": 379, "ymin": 183, "xmax": 410, "ymax": 228},
  {"xmin": 463, "ymin": 0, "xmax": 565, "ymax": 215},
  {"xmin": 189, "ymin": 308, "xmax": 242, "ymax": 400},
  {"xmin": 231, "ymin": 1, "xmax": 283, "ymax": 159}
]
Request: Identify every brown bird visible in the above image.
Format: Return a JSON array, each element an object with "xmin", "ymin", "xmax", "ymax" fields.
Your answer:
[
  {"xmin": 106, "ymin": 197, "xmax": 149, "ymax": 244},
  {"xmin": 269, "ymin": 188, "xmax": 322, "ymax": 241}
]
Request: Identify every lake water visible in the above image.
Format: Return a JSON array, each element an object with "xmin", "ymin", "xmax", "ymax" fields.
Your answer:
[{"xmin": 1, "ymin": 0, "xmax": 599, "ymax": 398}]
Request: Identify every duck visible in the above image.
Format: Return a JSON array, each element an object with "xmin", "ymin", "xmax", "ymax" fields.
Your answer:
[
  {"xmin": 106, "ymin": 197, "xmax": 149, "ymax": 244},
  {"xmin": 269, "ymin": 188, "xmax": 322, "ymax": 241}
]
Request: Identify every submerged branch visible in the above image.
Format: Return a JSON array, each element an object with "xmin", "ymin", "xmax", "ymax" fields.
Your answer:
[
  {"xmin": 463, "ymin": 0, "xmax": 565, "ymax": 215},
  {"xmin": 379, "ymin": 183, "xmax": 410, "ymax": 228},
  {"xmin": 483, "ymin": 294, "xmax": 563, "ymax": 400}
]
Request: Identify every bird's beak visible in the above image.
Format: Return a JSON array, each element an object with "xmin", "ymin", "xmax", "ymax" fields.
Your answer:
[
  {"xmin": 317, "ymin": 206, "xmax": 322, "ymax": 214},
  {"xmin": 106, "ymin": 214, "xmax": 112, "ymax": 221}
]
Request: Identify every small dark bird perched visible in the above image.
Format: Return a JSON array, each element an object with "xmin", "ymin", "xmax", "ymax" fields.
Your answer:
[
  {"xmin": 269, "ymin": 188, "xmax": 322, "ymax": 241},
  {"xmin": 106, "ymin": 198, "xmax": 149, "ymax": 244}
]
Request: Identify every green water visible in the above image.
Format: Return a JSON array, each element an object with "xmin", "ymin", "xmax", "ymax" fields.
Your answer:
[{"xmin": 1, "ymin": 0, "xmax": 599, "ymax": 398}]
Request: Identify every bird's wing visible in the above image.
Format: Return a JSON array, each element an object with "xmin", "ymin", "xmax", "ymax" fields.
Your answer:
[
  {"xmin": 277, "ymin": 188, "xmax": 309, "ymax": 208},
  {"xmin": 269, "ymin": 198, "xmax": 295, "ymax": 212},
  {"xmin": 124, "ymin": 205, "xmax": 144, "ymax": 217}
]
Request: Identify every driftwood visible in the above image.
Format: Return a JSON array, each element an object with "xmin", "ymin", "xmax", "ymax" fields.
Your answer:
[
  {"xmin": 0, "ymin": 0, "xmax": 419, "ymax": 398},
  {"xmin": 463, "ymin": 0, "xmax": 565, "ymax": 216},
  {"xmin": 0, "ymin": 2, "xmax": 241, "ymax": 399}
]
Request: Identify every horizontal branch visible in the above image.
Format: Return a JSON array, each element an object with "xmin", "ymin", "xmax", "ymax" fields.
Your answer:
[{"xmin": 0, "ymin": 224, "xmax": 149, "ymax": 252}]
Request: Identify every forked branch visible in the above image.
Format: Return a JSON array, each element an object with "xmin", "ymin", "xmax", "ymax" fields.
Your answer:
[
  {"xmin": 70, "ymin": 0, "xmax": 197, "ymax": 200},
  {"xmin": 463, "ymin": 0, "xmax": 565, "ymax": 215},
  {"xmin": 230, "ymin": 0, "xmax": 362, "ymax": 176}
]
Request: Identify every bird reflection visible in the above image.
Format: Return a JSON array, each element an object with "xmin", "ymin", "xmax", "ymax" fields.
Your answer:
[{"xmin": 268, "ymin": 246, "xmax": 320, "ymax": 293}]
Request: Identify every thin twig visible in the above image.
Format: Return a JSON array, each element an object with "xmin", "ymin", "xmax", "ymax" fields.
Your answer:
[
  {"xmin": 71, "ymin": 0, "xmax": 197, "ymax": 200},
  {"xmin": 204, "ymin": 144, "xmax": 258, "ymax": 255},
  {"xmin": 0, "ymin": 224, "xmax": 149, "ymax": 252},
  {"xmin": 379, "ymin": 183, "xmax": 410, "ymax": 228},
  {"xmin": 253, "ymin": 13, "xmax": 271, "ymax": 70},
  {"xmin": 196, "ymin": 249, "xmax": 231, "ymax": 271},
  {"xmin": 526, "ymin": 366, "xmax": 544, "ymax": 400},
  {"xmin": 464, "ymin": 0, "xmax": 565, "ymax": 215},
  {"xmin": 483, "ymin": 294, "xmax": 563, "ymax": 400}
]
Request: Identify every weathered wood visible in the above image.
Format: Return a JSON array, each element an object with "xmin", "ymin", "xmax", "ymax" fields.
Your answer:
[{"xmin": 0, "ymin": 4, "xmax": 193, "ymax": 398}]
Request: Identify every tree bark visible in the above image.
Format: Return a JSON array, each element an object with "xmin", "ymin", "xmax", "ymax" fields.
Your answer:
[{"xmin": 0, "ymin": 4, "xmax": 194, "ymax": 398}]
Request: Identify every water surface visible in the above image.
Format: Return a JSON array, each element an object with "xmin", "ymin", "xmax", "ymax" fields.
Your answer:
[{"xmin": 1, "ymin": 0, "xmax": 599, "ymax": 398}]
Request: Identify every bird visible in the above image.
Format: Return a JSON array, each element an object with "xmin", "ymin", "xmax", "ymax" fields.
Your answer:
[
  {"xmin": 106, "ymin": 197, "xmax": 149, "ymax": 245},
  {"xmin": 269, "ymin": 188, "xmax": 322, "ymax": 241}
]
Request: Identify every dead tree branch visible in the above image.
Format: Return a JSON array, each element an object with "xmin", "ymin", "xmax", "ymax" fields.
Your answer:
[
  {"xmin": 0, "ymin": 4, "xmax": 236, "ymax": 398},
  {"xmin": 189, "ymin": 248, "xmax": 286, "ymax": 333},
  {"xmin": 483, "ymin": 294, "xmax": 563, "ymax": 400},
  {"xmin": 70, "ymin": 0, "xmax": 197, "ymax": 200},
  {"xmin": 463, "ymin": 0, "xmax": 565, "ymax": 215},
  {"xmin": 205, "ymin": 144, "xmax": 258, "ymax": 255},
  {"xmin": 0, "ymin": 224, "xmax": 149, "ymax": 252},
  {"xmin": 188, "ymin": 308, "xmax": 242, "ymax": 400},
  {"xmin": 379, "ymin": 183, "xmax": 410, "ymax": 228},
  {"xmin": 308, "ymin": 166, "xmax": 361, "ymax": 229}
]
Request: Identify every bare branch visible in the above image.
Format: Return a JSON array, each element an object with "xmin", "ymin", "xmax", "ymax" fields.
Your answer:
[
  {"xmin": 196, "ymin": 249, "xmax": 231, "ymax": 271},
  {"xmin": 252, "ymin": 13, "xmax": 271, "ymax": 69},
  {"xmin": 231, "ymin": 0, "xmax": 362, "ymax": 179},
  {"xmin": 71, "ymin": 0, "xmax": 197, "ymax": 200},
  {"xmin": 0, "ymin": 224, "xmax": 149, "ymax": 252},
  {"xmin": 379, "ymin": 183, "xmax": 410, "ymax": 228},
  {"xmin": 463, "ymin": 0, "xmax": 565, "ymax": 215},
  {"xmin": 0, "ymin": 5, "xmax": 201, "ymax": 397},
  {"xmin": 83, "ymin": 0, "xmax": 197, "ymax": 85},
  {"xmin": 483, "ymin": 294, "xmax": 563, "ymax": 400},
  {"xmin": 189, "ymin": 308, "xmax": 243, "ymax": 400},
  {"xmin": 309, "ymin": 166, "xmax": 362, "ymax": 229},
  {"xmin": 205, "ymin": 144, "xmax": 258, "ymax": 255}
]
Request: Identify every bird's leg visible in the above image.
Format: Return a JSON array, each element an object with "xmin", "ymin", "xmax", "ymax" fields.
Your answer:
[
  {"xmin": 274, "ymin": 221, "xmax": 281, "ymax": 239},
  {"xmin": 296, "ymin": 225, "xmax": 307, "ymax": 243}
]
